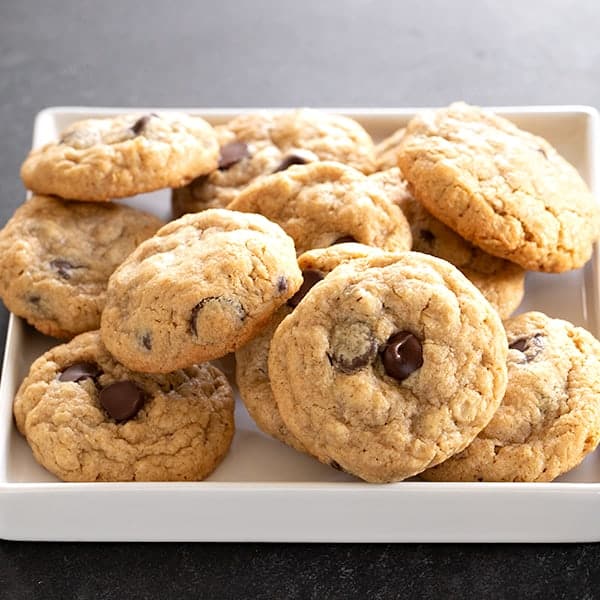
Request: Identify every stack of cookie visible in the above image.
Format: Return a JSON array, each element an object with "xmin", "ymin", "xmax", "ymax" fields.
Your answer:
[{"xmin": 5, "ymin": 104, "xmax": 600, "ymax": 484}]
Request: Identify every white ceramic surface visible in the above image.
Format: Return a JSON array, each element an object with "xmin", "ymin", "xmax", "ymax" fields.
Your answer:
[{"xmin": 1, "ymin": 107, "xmax": 599, "ymax": 541}]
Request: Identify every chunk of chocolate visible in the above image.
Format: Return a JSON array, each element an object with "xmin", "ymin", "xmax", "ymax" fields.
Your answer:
[
  {"xmin": 380, "ymin": 331, "xmax": 423, "ymax": 382},
  {"xmin": 50, "ymin": 259, "xmax": 76, "ymax": 280},
  {"xmin": 141, "ymin": 333, "xmax": 152, "ymax": 350},
  {"xmin": 99, "ymin": 381, "xmax": 145, "ymax": 421},
  {"xmin": 287, "ymin": 270, "xmax": 324, "ymax": 308},
  {"xmin": 218, "ymin": 141, "xmax": 249, "ymax": 170},
  {"xmin": 509, "ymin": 334, "xmax": 544, "ymax": 361},
  {"xmin": 59, "ymin": 362, "xmax": 101, "ymax": 383},
  {"xmin": 131, "ymin": 114, "xmax": 154, "ymax": 135},
  {"xmin": 273, "ymin": 154, "xmax": 309, "ymax": 173}
]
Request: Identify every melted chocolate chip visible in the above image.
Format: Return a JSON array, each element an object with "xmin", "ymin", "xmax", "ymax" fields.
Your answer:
[
  {"xmin": 273, "ymin": 154, "xmax": 309, "ymax": 173},
  {"xmin": 276, "ymin": 276, "xmax": 288, "ymax": 294},
  {"xmin": 141, "ymin": 333, "xmax": 152, "ymax": 350},
  {"xmin": 59, "ymin": 362, "xmax": 101, "ymax": 383},
  {"xmin": 380, "ymin": 331, "xmax": 423, "ymax": 382},
  {"xmin": 509, "ymin": 334, "xmax": 544, "ymax": 361},
  {"xmin": 190, "ymin": 296, "xmax": 246, "ymax": 336},
  {"xmin": 420, "ymin": 229, "xmax": 435, "ymax": 244},
  {"xmin": 131, "ymin": 114, "xmax": 154, "ymax": 135},
  {"xmin": 287, "ymin": 270, "xmax": 324, "ymax": 308},
  {"xmin": 50, "ymin": 259, "xmax": 76, "ymax": 280},
  {"xmin": 99, "ymin": 381, "xmax": 145, "ymax": 421},
  {"xmin": 218, "ymin": 141, "xmax": 250, "ymax": 170},
  {"xmin": 332, "ymin": 236, "xmax": 358, "ymax": 245}
]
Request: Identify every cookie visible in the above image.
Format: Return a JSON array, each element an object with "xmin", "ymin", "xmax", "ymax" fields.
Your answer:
[
  {"xmin": 101, "ymin": 208, "xmax": 302, "ymax": 373},
  {"xmin": 423, "ymin": 312, "xmax": 600, "ymax": 482},
  {"xmin": 268, "ymin": 252, "xmax": 508, "ymax": 483},
  {"xmin": 228, "ymin": 161, "xmax": 412, "ymax": 254},
  {"xmin": 374, "ymin": 126, "xmax": 406, "ymax": 170},
  {"xmin": 370, "ymin": 168, "xmax": 525, "ymax": 318},
  {"xmin": 171, "ymin": 109, "xmax": 376, "ymax": 217},
  {"xmin": 235, "ymin": 243, "xmax": 385, "ymax": 451},
  {"xmin": 397, "ymin": 102, "xmax": 600, "ymax": 272},
  {"xmin": 14, "ymin": 331, "xmax": 234, "ymax": 482},
  {"xmin": 21, "ymin": 113, "xmax": 219, "ymax": 201},
  {"xmin": 0, "ymin": 195, "xmax": 163, "ymax": 339}
]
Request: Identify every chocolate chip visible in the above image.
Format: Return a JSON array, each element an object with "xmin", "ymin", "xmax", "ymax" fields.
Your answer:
[
  {"xmin": 420, "ymin": 229, "xmax": 435, "ymax": 244},
  {"xmin": 332, "ymin": 236, "xmax": 358, "ymax": 245},
  {"xmin": 330, "ymin": 460, "xmax": 343, "ymax": 471},
  {"xmin": 141, "ymin": 333, "xmax": 152, "ymax": 350},
  {"xmin": 287, "ymin": 270, "xmax": 324, "ymax": 308},
  {"xmin": 190, "ymin": 296, "xmax": 246, "ymax": 336},
  {"xmin": 380, "ymin": 331, "xmax": 423, "ymax": 382},
  {"xmin": 28, "ymin": 295, "xmax": 41, "ymax": 305},
  {"xmin": 328, "ymin": 322, "xmax": 378, "ymax": 373},
  {"xmin": 50, "ymin": 259, "xmax": 76, "ymax": 280},
  {"xmin": 99, "ymin": 381, "xmax": 145, "ymax": 421},
  {"xmin": 218, "ymin": 141, "xmax": 249, "ymax": 170},
  {"xmin": 131, "ymin": 114, "xmax": 153, "ymax": 135},
  {"xmin": 276, "ymin": 276, "xmax": 288, "ymax": 294},
  {"xmin": 59, "ymin": 362, "xmax": 101, "ymax": 383},
  {"xmin": 273, "ymin": 154, "xmax": 309, "ymax": 173},
  {"xmin": 509, "ymin": 334, "xmax": 544, "ymax": 361}
]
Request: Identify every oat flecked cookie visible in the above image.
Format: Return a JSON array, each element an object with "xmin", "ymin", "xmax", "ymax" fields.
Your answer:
[
  {"xmin": 14, "ymin": 331, "xmax": 235, "ymax": 482},
  {"xmin": 268, "ymin": 252, "xmax": 508, "ymax": 483},
  {"xmin": 398, "ymin": 102, "xmax": 600, "ymax": 272},
  {"xmin": 423, "ymin": 312, "xmax": 600, "ymax": 482},
  {"xmin": 0, "ymin": 195, "xmax": 162, "ymax": 339},
  {"xmin": 21, "ymin": 113, "xmax": 219, "ymax": 201},
  {"xmin": 235, "ymin": 243, "xmax": 385, "ymax": 452},
  {"xmin": 171, "ymin": 109, "xmax": 376, "ymax": 217},
  {"xmin": 101, "ymin": 208, "xmax": 302, "ymax": 373},
  {"xmin": 228, "ymin": 161, "xmax": 412, "ymax": 254},
  {"xmin": 370, "ymin": 168, "xmax": 525, "ymax": 317}
]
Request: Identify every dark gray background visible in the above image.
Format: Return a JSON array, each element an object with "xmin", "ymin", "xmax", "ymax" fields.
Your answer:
[{"xmin": 1, "ymin": 0, "xmax": 600, "ymax": 597}]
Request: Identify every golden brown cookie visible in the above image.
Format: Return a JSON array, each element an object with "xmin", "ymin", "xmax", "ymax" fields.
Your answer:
[
  {"xmin": 423, "ymin": 312, "xmax": 600, "ymax": 482},
  {"xmin": 14, "ymin": 331, "xmax": 235, "ymax": 482},
  {"xmin": 268, "ymin": 252, "xmax": 508, "ymax": 483},
  {"xmin": 21, "ymin": 113, "xmax": 219, "ymax": 201},
  {"xmin": 0, "ymin": 195, "xmax": 162, "ymax": 339},
  {"xmin": 228, "ymin": 161, "xmax": 412, "ymax": 254},
  {"xmin": 101, "ymin": 209, "xmax": 302, "ymax": 373},
  {"xmin": 398, "ymin": 102, "xmax": 600, "ymax": 272},
  {"xmin": 171, "ymin": 109, "xmax": 376, "ymax": 217}
]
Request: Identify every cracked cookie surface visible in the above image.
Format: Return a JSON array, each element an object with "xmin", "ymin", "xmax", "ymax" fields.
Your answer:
[
  {"xmin": 171, "ymin": 109, "xmax": 376, "ymax": 217},
  {"xmin": 21, "ymin": 112, "xmax": 219, "ymax": 201},
  {"xmin": 0, "ymin": 195, "xmax": 162, "ymax": 339},
  {"xmin": 14, "ymin": 331, "xmax": 235, "ymax": 482},
  {"xmin": 268, "ymin": 252, "xmax": 508, "ymax": 482},
  {"xmin": 371, "ymin": 168, "xmax": 525, "ymax": 317},
  {"xmin": 423, "ymin": 311, "xmax": 600, "ymax": 482},
  {"xmin": 228, "ymin": 161, "xmax": 412, "ymax": 254},
  {"xmin": 101, "ymin": 208, "xmax": 302, "ymax": 373},
  {"xmin": 235, "ymin": 243, "xmax": 385, "ymax": 452},
  {"xmin": 397, "ymin": 102, "xmax": 600, "ymax": 272}
]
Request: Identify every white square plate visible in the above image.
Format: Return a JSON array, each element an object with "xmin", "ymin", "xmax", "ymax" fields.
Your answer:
[{"xmin": 1, "ymin": 106, "xmax": 599, "ymax": 542}]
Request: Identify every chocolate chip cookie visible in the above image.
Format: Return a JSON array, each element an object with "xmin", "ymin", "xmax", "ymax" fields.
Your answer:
[
  {"xmin": 101, "ymin": 208, "xmax": 302, "ymax": 373},
  {"xmin": 21, "ymin": 112, "xmax": 219, "ymax": 201},
  {"xmin": 235, "ymin": 243, "xmax": 385, "ymax": 452},
  {"xmin": 14, "ymin": 331, "xmax": 235, "ymax": 482},
  {"xmin": 398, "ymin": 102, "xmax": 600, "ymax": 272},
  {"xmin": 228, "ymin": 161, "xmax": 412, "ymax": 254},
  {"xmin": 371, "ymin": 168, "xmax": 525, "ymax": 317},
  {"xmin": 268, "ymin": 252, "xmax": 508, "ymax": 483},
  {"xmin": 424, "ymin": 312, "xmax": 600, "ymax": 482},
  {"xmin": 171, "ymin": 109, "xmax": 376, "ymax": 217},
  {"xmin": 0, "ymin": 195, "xmax": 162, "ymax": 339}
]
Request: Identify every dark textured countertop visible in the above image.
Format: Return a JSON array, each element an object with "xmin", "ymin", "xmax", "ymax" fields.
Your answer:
[{"xmin": 1, "ymin": 0, "xmax": 600, "ymax": 597}]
